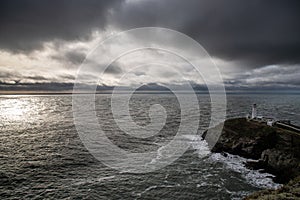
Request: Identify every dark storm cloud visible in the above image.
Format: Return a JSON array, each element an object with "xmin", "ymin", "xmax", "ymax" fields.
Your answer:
[
  {"xmin": 104, "ymin": 64, "xmax": 123, "ymax": 75},
  {"xmin": 0, "ymin": 0, "xmax": 121, "ymax": 53},
  {"xmin": 1, "ymin": 0, "xmax": 300, "ymax": 92},
  {"xmin": 64, "ymin": 51, "xmax": 86, "ymax": 65},
  {"xmin": 111, "ymin": 0, "xmax": 300, "ymax": 67},
  {"xmin": 52, "ymin": 51, "xmax": 87, "ymax": 65},
  {"xmin": 1, "ymin": 0, "xmax": 300, "ymax": 67}
]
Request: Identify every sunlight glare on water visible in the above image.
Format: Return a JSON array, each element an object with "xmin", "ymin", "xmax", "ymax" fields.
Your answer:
[
  {"xmin": 0, "ymin": 96, "xmax": 43, "ymax": 129},
  {"xmin": 0, "ymin": 97, "xmax": 29, "ymax": 121},
  {"xmin": 0, "ymin": 94, "xmax": 299, "ymax": 199}
]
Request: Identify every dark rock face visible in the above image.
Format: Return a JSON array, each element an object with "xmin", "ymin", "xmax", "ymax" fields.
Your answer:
[
  {"xmin": 260, "ymin": 149, "xmax": 300, "ymax": 183},
  {"xmin": 203, "ymin": 118, "xmax": 300, "ymax": 184}
]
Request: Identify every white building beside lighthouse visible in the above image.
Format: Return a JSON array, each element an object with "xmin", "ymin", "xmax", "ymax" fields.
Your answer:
[{"xmin": 251, "ymin": 104, "xmax": 257, "ymax": 119}]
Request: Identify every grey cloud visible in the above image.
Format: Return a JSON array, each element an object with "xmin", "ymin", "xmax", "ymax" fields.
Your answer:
[
  {"xmin": 0, "ymin": 69, "xmax": 74, "ymax": 84},
  {"xmin": 0, "ymin": 81, "xmax": 74, "ymax": 91},
  {"xmin": 0, "ymin": 0, "xmax": 122, "ymax": 53},
  {"xmin": 59, "ymin": 74, "xmax": 76, "ymax": 81},
  {"xmin": 0, "ymin": 81, "xmax": 115, "ymax": 92},
  {"xmin": 23, "ymin": 75, "xmax": 49, "ymax": 81},
  {"xmin": 65, "ymin": 51, "xmax": 86, "ymax": 65},
  {"xmin": 111, "ymin": 0, "xmax": 300, "ymax": 67},
  {"xmin": 0, "ymin": 71, "xmax": 19, "ymax": 79},
  {"xmin": 1, "ymin": 0, "xmax": 300, "ymax": 68},
  {"xmin": 1, "ymin": 0, "xmax": 300, "ymax": 90},
  {"xmin": 2, "ymin": 0, "xmax": 300, "ymax": 68},
  {"xmin": 225, "ymin": 65, "xmax": 300, "ymax": 88},
  {"xmin": 104, "ymin": 64, "xmax": 123, "ymax": 75},
  {"xmin": 0, "ymin": 70, "xmax": 23, "ymax": 83},
  {"xmin": 52, "ymin": 50, "xmax": 87, "ymax": 65},
  {"xmin": 133, "ymin": 71, "xmax": 146, "ymax": 76}
]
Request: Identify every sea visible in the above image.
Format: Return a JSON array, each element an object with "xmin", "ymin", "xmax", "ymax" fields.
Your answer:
[{"xmin": 0, "ymin": 93, "xmax": 299, "ymax": 199}]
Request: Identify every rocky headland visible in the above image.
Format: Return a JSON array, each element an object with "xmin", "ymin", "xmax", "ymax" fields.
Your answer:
[{"xmin": 202, "ymin": 118, "xmax": 300, "ymax": 198}]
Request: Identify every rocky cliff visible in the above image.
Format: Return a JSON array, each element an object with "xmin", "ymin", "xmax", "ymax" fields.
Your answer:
[{"xmin": 202, "ymin": 118, "xmax": 300, "ymax": 184}]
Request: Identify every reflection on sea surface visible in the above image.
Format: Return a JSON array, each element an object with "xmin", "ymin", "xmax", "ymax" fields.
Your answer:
[{"xmin": 0, "ymin": 94, "xmax": 299, "ymax": 199}]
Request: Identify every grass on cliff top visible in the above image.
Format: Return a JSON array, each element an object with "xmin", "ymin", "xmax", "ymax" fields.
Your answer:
[
  {"xmin": 223, "ymin": 118, "xmax": 299, "ymax": 138},
  {"xmin": 222, "ymin": 118, "xmax": 276, "ymax": 137}
]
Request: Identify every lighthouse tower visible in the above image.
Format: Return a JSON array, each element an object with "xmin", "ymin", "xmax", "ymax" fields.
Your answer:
[{"xmin": 251, "ymin": 104, "xmax": 257, "ymax": 119}]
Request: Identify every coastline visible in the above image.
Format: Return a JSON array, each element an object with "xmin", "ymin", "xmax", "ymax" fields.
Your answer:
[{"xmin": 202, "ymin": 118, "xmax": 300, "ymax": 198}]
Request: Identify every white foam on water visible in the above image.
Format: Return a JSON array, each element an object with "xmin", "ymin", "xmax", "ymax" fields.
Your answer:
[
  {"xmin": 147, "ymin": 145, "xmax": 166, "ymax": 167},
  {"xmin": 134, "ymin": 184, "xmax": 176, "ymax": 198},
  {"xmin": 98, "ymin": 175, "xmax": 116, "ymax": 182},
  {"xmin": 186, "ymin": 134, "xmax": 282, "ymax": 190},
  {"xmin": 148, "ymin": 135, "xmax": 208, "ymax": 166},
  {"xmin": 136, "ymin": 185, "xmax": 158, "ymax": 197},
  {"xmin": 209, "ymin": 153, "xmax": 282, "ymax": 189},
  {"xmin": 183, "ymin": 135, "xmax": 211, "ymax": 158},
  {"xmin": 73, "ymin": 175, "xmax": 116, "ymax": 186}
]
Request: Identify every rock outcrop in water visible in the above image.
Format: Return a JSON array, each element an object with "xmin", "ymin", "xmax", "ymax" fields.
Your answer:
[{"xmin": 202, "ymin": 118, "xmax": 300, "ymax": 184}]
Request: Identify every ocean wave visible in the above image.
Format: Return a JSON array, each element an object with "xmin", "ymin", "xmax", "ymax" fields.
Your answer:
[{"xmin": 208, "ymin": 153, "xmax": 281, "ymax": 189}]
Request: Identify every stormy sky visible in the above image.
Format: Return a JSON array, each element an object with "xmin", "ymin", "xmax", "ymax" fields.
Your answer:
[{"xmin": 0, "ymin": 0, "xmax": 300, "ymax": 92}]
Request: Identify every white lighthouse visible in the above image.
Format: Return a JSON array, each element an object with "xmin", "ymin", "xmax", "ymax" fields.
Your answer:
[{"xmin": 251, "ymin": 104, "xmax": 257, "ymax": 119}]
